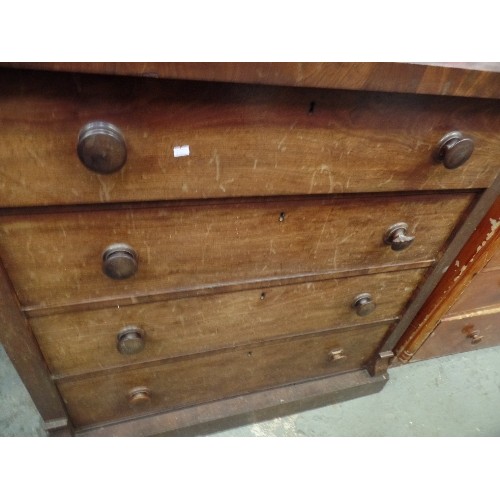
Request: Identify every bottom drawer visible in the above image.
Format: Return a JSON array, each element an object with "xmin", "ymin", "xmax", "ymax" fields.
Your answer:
[
  {"xmin": 58, "ymin": 323, "xmax": 390, "ymax": 428},
  {"xmin": 413, "ymin": 309, "xmax": 500, "ymax": 361}
]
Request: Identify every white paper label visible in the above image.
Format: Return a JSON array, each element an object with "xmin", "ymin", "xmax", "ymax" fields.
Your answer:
[{"xmin": 173, "ymin": 145, "xmax": 190, "ymax": 157}]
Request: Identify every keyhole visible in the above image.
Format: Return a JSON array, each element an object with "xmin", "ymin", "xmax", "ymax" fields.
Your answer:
[{"xmin": 279, "ymin": 212, "xmax": 286, "ymax": 222}]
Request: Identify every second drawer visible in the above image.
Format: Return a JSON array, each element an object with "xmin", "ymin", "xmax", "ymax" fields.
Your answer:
[
  {"xmin": 0, "ymin": 193, "xmax": 474, "ymax": 309},
  {"xmin": 31, "ymin": 268, "xmax": 425, "ymax": 377}
]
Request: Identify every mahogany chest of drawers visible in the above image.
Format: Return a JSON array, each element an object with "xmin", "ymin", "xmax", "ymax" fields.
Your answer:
[{"xmin": 1, "ymin": 63, "xmax": 499, "ymax": 436}]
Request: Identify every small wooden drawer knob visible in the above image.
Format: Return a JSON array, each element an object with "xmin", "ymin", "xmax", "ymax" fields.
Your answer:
[
  {"xmin": 77, "ymin": 121, "xmax": 127, "ymax": 174},
  {"xmin": 352, "ymin": 293, "xmax": 376, "ymax": 317},
  {"xmin": 329, "ymin": 349, "xmax": 346, "ymax": 362},
  {"xmin": 102, "ymin": 243, "xmax": 138, "ymax": 280},
  {"xmin": 384, "ymin": 222, "xmax": 415, "ymax": 251},
  {"xmin": 463, "ymin": 324, "xmax": 484, "ymax": 345},
  {"xmin": 117, "ymin": 326, "xmax": 145, "ymax": 355},
  {"xmin": 436, "ymin": 131, "xmax": 474, "ymax": 169},
  {"xmin": 128, "ymin": 387, "xmax": 152, "ymax": 406}
]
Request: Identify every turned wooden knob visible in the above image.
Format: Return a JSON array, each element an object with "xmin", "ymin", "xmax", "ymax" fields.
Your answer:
[
  {"xmin": 77, "ymin": 121, "xmax": 127, "ymax": 174},
  {"xmin": 436, "ymin": 131, "xmax": 474, "ymax": 169},
  {"xmin": 128, "ymin": 387, "xmax": 152, "ymax": 406},
  {"xmin": 463, "ymin": 324, "xmax": 484, "ymax": 345},
  {"xmin": 102, "ymin": 243, "xmax": 138, "ymax": 280},
  {"xmin": 117, "ymin": 327, "xmax": 146, "ymax": 355},
  {"xmin": 384, "ymin": 222, "xmax": 415, "ymax": 251},
  {"xmin": 328, "ymin": 349, "xmax": 346, "ymax": 362},
  {"xmin": 352, "ymin": 293, "xmax": 376, "ymax": 317}
]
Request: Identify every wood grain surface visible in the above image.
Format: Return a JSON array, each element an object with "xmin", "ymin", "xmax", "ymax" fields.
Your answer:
[
  {"xmin": 0, "ymin": 68, "xmax": 499, "ymax": 207},
  {"xmin": 31, "ymin": 268, "xmax": 425, "ymax": 377},
  {"xmin": 394, "ymin": 196, "xmax": 500, "ymax": 362},
  {"xmin": 412, "ymin": 309, "xmax": 500, "ymax": 361},
  {"xmin": 4, "ymin": 62, "xmax": 500, "ymax": 99},
  {"xmin": 57, "ymin": 323, "xmax": 390, "ymax": 428},
  {"xmin": 0, "ymin": 193, "xmax": 474, "ymax": 309},
  {"xmin": 484, "ymin": 245, "xmax": 500, "ymax": 270},
  {"xmin": 0, "ymin": 258, "xmax": 68, "ymax": 423},
  {"xmin": 445, "ymin": 268, "xmax": 500, "ymax": 317}
]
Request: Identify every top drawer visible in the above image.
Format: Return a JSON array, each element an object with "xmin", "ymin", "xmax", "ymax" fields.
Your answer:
[{"xmin": 1, "ymin": 69, "xmax": 499, "ymax": 207}]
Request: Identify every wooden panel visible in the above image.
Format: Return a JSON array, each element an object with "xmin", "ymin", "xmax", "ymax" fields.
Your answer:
[
  {"xmin": 0, "ymin": 257, "xmax": 68, "ymax": 423},
  {"xmin": 31, "ymin": 268, "xmax": 425, "ymax": 376},
  {"xmin": 0, "ymin": 193, "xmax": 474, "ymax": 309},
  {"xmin": 57, "ymin": 323, "xmax": 390, "ymax": 428},
  {"xmin": 445, "ymin": 268, "xmax": 500, "ymax": 317},
  {"xmin": 484, "ymin": 246, "xmax": 500, "ymax": 271},
  {"xmin": 0, "ymin": 69, "xmax": 499, "ymax": 207},
  {"xmin": 5, "ymin": 62, "xmax": 500, "ymax": 99},
  {"xmin": 393, "ymin": 192, "xmax": 500, "ymax": 361},
  {"xmin": 79, "ymin": 369, "xmax": 388, "ymax": 437},
  {"xmin": 413, "ymin": 309, "xmax": 500, "ymax": 361}
]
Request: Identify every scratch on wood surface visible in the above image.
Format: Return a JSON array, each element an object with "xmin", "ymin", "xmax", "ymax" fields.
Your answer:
[
  {"xmin": 377, "ymin": 173, "xmax": 394, "ymax": 187},
  {"xmin": 96, "ymin": 175, "xmax": 115, "ymax": 202},
  {"xmin": 277, "ymin": 120, "xmax": 298, "ymax": 151},
  {"xmin": 309, "ymin": 164, "xmax": 335, "ymax": 193},
  {"xmin": 214, "ymin": 150, "xmax": 221, "ymax": 182},
  {"xmin": 26, "ymin": 147, "xmax": 46, "ymax": 168},
  {"xmin": 313, "ymin": 210, "xmax": 332, "ymax": 257}
]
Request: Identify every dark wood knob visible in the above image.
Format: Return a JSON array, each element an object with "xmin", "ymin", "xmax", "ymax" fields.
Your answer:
[
  {"xmin": 436, "ymin": 131, "xmax": 474, "ymax": 169},
  {"xmin": 328, "ymin": 349, "xmax": 346, "ymax": 362},
  {"xmin": 77, "ymin": 121, "xmax": 127, "ymax": 174},
  {"xmin": 352, "ymin": 293, "xmax": 376, "ymax": 316},
  {"xmin": 463, "ymin": 324, "xmax": 483, "ymax": 345},
  {"xmin": 102, "ymin": 243, "xmax": 138, "ymax": 280},
  {"xmin": 117, "ymin": 327, "xmax": 145, "ymax": 355},
  {"xmin": 128, "ymin": 387, "xmax": 152, "ymax": 406},
  {"xmin": 384, "ymin": 222, "xmax": 415, "ymax": 251}
]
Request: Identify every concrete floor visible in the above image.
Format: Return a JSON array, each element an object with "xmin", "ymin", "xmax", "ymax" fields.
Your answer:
[{"xmin": 1, "ymin": 343, "xmax": 499, "ymax": 437}]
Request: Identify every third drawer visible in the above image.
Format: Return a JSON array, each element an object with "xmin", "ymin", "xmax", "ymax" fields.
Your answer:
[{"xmin": 31, "ymin": 267, "xmax": 426, "ymax": 377}]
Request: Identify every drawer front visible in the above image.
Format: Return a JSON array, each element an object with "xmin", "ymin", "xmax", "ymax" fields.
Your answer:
[
  {"xmin": 31, "ymin": 268, "xmax": 425, "ymax": 376},
  {"xmin": 57, "ymin": 324, "xmax": 389, "ymax": 428},
  {"xmin": 0, "ymin": 69, "xmax": 499, "ymax": 207},
  {"xmin": 413, "ymin": 310, "xmax": 500, "ymax": 361},
  {"xmin": 0, "ymin": 194, "xmax": 473, "ymax": 308},
  {"xmin": 446, "ymin": 268, "xmax": 500, "ymax": 317}
]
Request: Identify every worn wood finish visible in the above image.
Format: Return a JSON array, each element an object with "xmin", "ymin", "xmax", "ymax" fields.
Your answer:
[
  {"xmin": 484, "ymin": 246, "xmax": 500, "ymax": 271},
  {"xmin": 57, "ymin": 323, "xmax": 390, "ymax": 428},
  {"xmin": 23, "ymin": 259, "xmax": 434, "ymax": 318},
  {"xmin": 0, "ymin": 193, "xmax": 474, "ymax": 309},
  {"xmin": 78, "ymin": 369, "xmax": 388, "ymax": 437},
  {"xmin": 1, "ymin": 69, "xmax": 499, "ymax": 207},
  {"xmin": 445, "ymin": 267, "xmax": 500, "ymax": 316},
  {"xmin": 394, "ymin": 195, "xmax": 500, "ymax": 362},
  {"xmin": 31, "ymin": 268, "xmax": 425, "ymax": 377},
  {"xmin": 4, "ymin": 62, "xmax": 500, "ymax": 99},
  {"xmin": 412, "ymin": 309, "xmax": 500, "ymax": 361},
  {"xmin": 0, "ymin": 258, "xmax": 68, "ymax": 423}
]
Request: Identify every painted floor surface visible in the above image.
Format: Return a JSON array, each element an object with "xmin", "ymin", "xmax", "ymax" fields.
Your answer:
[{"xmin": 1, "ymin": 343, "xmax": 499, "ymax": 437}]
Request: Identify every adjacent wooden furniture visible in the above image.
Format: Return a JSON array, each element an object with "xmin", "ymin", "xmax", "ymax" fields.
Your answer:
[
  {"xmin": 396, "ymin": 198, "xmax": 500, "ymax": 362},
  {"xmin": 0, "ymin": 63, "xmax": 499, "ymax": 436}
]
